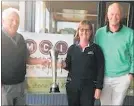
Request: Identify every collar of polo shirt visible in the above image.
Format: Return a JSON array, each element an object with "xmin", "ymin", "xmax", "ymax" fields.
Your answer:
[{"xmin": 76, "ymin": 42, "xmax": 90, "ymax": 52}]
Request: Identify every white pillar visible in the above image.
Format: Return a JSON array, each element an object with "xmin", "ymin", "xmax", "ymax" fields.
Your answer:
[
  {"xmin": 35, "ymin": 1, "xmax": 46, "ymax": 33},
  {"xmin": 18, "ymin": 1, "xmax": 25, "ymax": 32}
]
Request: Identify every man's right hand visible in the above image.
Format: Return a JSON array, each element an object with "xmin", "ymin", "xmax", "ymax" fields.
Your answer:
[
  {"xmin": 41, "ymin": 58, "xmax": 50, "ymax": 66},
  {"xmin": 57, "ymin": 60, "xmax": 66, "ymax": 68}
]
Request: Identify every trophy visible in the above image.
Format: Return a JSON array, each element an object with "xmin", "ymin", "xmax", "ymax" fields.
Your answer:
[{"xmin": 49, "ymin": 47, "xmax": 60, "ymax": 93}]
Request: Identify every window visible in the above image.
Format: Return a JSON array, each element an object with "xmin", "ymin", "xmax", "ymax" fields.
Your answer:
[{"xmin": 39, "ymin": 1, "xmax": 99, "ymax": 35}]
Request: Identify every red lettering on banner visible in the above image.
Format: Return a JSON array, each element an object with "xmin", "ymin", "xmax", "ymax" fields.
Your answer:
[
  {"xmin": 25, "ymin": 39, "xmax": 37, "ymax": 54},
  {"xmin": 55, "ymin": 41, "xmax": 68, "ymax": 55},
  {"xmin": 26, "ymin": 39, "xmax": 69, "ymax": 55},
  {"xmin": 39, "ymin": 40, "xmax": 53, "ymax": 55}
]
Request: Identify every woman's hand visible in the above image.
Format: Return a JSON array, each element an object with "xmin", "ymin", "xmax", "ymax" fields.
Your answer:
[
  {"xmin": 128, "ymin": 74, "xmax": 133, "ymax": 81},
  {"xmin": 94, "ymin": 89, "xmax": 101, "ymax": 99}
]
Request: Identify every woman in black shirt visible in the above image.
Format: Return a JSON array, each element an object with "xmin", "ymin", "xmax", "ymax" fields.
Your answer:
[{"xmin": 61, "ymin": 20, "xmax": 105, "ymax": 106}]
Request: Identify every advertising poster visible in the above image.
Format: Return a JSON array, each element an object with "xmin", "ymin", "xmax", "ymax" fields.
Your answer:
[{"xmin": 21, "ymin": 32, "xmax": 74, "ymax": 93}]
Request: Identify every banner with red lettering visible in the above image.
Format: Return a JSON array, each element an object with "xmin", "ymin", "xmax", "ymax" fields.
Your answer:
[{"xmin": 20, "ymin": 32, "xmax": 74, "ymax": 93}]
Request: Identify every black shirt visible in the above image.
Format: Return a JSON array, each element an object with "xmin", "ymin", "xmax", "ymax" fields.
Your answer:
[
  {"xmin": 2, "ymin": 30, "xmax": 28, "ymax": 85},
  {"xmin": 65, "ymin": 43, "xmax": 105, "ymax": 90}
]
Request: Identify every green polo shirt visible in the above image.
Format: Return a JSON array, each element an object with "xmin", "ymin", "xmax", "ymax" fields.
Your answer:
[{"xmin": 95, "ymin": 25, "xmax": 134, "ymax": 77}]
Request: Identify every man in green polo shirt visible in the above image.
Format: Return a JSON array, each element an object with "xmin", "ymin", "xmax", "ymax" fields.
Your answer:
[{"xmin": 95, "ymin": 3, "xmax": 134, "ymax": 106}]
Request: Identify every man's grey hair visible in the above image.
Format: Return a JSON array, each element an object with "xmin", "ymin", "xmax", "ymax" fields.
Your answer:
[
  {"xmin": 107, "ymin": 3, "xmax": 123, "ymax": 18},
  {"xmin": 2, "ymin": 8, "xmax": 19, "ymax": 20}
]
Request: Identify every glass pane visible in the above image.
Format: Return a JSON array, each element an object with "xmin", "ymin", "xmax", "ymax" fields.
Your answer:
[{"xmin": 44, "ymin": 1, "xmax": 99, "ymax": 35}]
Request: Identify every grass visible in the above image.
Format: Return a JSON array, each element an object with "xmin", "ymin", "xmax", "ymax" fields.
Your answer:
[{"xmin": 129, "ymin": 79, "xmax": 134, "ymax": 88}]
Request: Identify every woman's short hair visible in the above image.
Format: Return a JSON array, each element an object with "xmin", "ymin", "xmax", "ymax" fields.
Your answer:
[{"xmin": 74, "ymin": 20, "xmax": 93, "ymax": 43}]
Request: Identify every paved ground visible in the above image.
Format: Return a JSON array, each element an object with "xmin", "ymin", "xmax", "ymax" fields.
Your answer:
[{"xmin": 26, "ymin": 93, "xmax": 134, "ymax": 106}]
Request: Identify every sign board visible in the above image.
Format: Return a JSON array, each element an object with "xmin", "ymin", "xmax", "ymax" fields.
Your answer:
[{"xmin": 20, "ymin": 32, "xmax": 74, "ymax": 93}]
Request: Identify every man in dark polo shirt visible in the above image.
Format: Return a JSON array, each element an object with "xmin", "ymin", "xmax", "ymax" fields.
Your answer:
[{"xmin": 1, "ymin": 8, "xmax": 48, "ymax": 106}]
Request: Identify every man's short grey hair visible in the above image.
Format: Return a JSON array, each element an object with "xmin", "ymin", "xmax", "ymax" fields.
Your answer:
[
  {"xmin": 2, "ymin": 8, "xmax": 19, "ymax": 20},
  {"xmin": 108, "ymin": 3, "xmax": 123, "ymax": 17}
]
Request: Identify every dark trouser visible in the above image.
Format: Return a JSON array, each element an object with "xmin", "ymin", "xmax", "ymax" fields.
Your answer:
[
  {"xmin": 66, "ymin": 81, "xmax": 95, "ymax": 106},
  {"xmin": 2, "ymin": 81, "xmax": 26, "ymax": 106}
]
